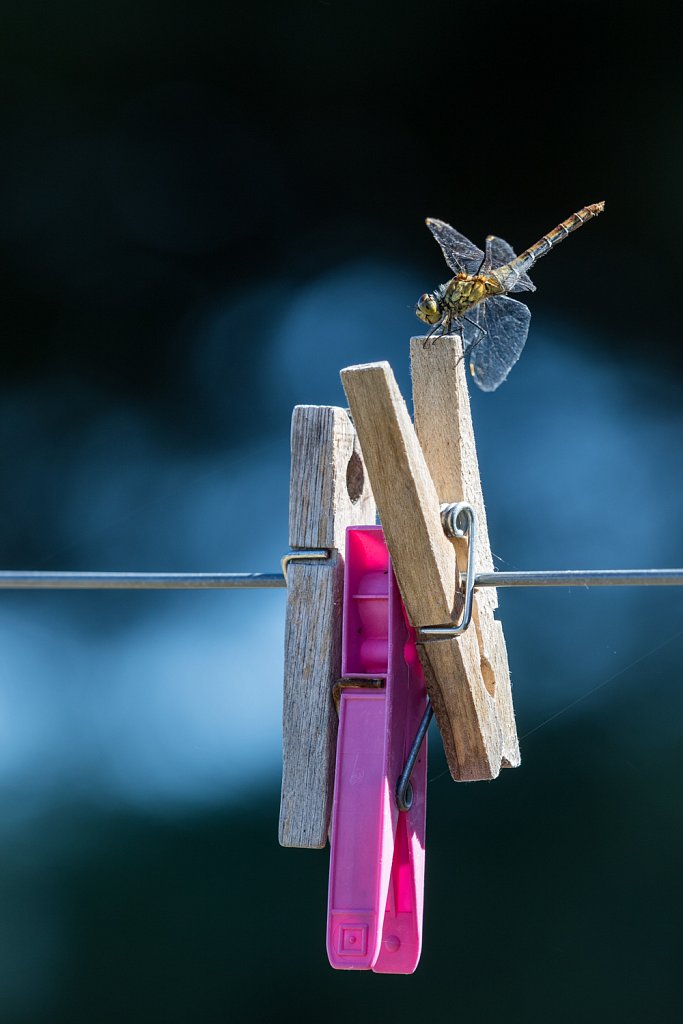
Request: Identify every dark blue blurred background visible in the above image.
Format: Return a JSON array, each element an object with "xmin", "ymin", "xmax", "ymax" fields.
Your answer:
[{"xmin": 1, "ymin": 1, "xmax": 682, "ymax": 1020}]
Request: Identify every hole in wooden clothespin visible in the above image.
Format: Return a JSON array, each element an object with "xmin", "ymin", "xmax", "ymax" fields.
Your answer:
[{"xmin": 474, "ymin": 620, "xmax": 497, "ymax": 698}]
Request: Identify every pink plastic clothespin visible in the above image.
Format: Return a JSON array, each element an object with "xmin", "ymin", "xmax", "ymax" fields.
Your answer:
[{"xmin": 326, "ymin": 526, "xmax": 428, "ymax": 974}]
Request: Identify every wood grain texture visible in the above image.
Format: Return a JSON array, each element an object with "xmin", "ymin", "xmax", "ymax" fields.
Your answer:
[
  {"xmin": 411, "ymin": 335, "xmax": 520, "ymax": 777},
  {"xmin": 279, "ymin": 405, "xmax": 376, "ymax": 849},
  {"xmin": 289, "ymin": 405, "xmax": 374, "ymax": 550},
  {"xmin": 341, "ymin": 361, "xmax": 495, "ymax": 777},
  {"xmin": 415, "ymin": 634, "xmax": 506, "ymax": 780},
  {"xmin": 340, "ymin": 362, "xmax": 460, "ymax": 627}
]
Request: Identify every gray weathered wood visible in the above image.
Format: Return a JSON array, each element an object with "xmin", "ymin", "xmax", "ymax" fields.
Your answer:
[
  {"xmin": 411, "ymin": 335, "xmax": 520, "ymax": 775},
  {"xmin": 279, "ymin": 406, "xmax": 375, "ymax": 848}
]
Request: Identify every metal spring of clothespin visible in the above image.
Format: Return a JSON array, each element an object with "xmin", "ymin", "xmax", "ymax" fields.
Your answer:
[
  {"xmin": 418, "ymin": 501, "xmax": 476, "ymax": 640},
  {"xmin": 397, "ymin": 501, "xmax": 477, "ymax": 811}
]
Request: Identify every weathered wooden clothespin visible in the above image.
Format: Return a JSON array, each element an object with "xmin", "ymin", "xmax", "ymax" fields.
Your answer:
[
  {"xmin": 279, "ymin": 405, "xmax": 375, "ymax": 849},
  {"xmin": 341, "ymin": 336, "xmax": 520, "ymax": 781}
]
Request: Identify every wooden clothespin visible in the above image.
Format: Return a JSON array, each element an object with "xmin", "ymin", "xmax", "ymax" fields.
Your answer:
[
  {"xmin": 279, "ymin": 405, "xmax": 375, "ymax": 849},
  {"xmin": 341, "ymin": 336, "xmax": 519, "ymax": 781}
]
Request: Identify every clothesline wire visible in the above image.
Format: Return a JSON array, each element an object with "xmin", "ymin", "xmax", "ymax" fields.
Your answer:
[{"xmin": 1, "ymin": 568, "xmax": 683, "ymax": 589}]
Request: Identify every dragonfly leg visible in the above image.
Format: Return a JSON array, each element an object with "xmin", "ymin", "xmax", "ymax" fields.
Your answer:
[
  {"xmin": 422, "ymin": 319, "xmax": 446, "ymax": 348},
  {"xmin": 463, "ymin": 314, "xmax": 487, "ymax": 341},
  {"xmin": 457, "ymin": 315, "xmax": 488, "ymax": 369}
]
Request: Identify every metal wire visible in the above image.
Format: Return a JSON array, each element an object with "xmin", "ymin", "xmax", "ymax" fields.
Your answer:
[
  {"xmin": 0, "ymin": 571, "xmax": 287, "ymax": 589},
  {"xmin": 1, "ymin": 567, "xmax": 683, "ymax": 590},
  {"xmin": 475, "ymin": 569, "xmax": 683, "ymax": 587},
  {"xmin": 281, "ymin": 549, "xmax": 329, "ymax": 580},
  {"xmin": 396, "ymin": 701, "xmax": 434, "ymax": 812},
  {"xmin": 418, "ymin": 502, "xmax": 476, "ymax": 641}
]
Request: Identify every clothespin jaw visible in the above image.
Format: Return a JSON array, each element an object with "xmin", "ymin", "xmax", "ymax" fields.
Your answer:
[
  {"xmin": 279, "ymin": 406, "xmax": 375, "ymax": 849},
  {"xmin": 341, "ymin": 342, "xmax": 519, "ymax": 781}
]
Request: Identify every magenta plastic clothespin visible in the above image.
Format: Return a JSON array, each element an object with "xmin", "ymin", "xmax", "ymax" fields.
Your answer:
[{"xmin": 326, "ymin": 526, "xmax": 427, "ymax": 974}]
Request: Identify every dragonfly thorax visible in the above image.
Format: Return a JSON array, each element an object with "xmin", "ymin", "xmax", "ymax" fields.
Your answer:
[
  {"xmin": 443, "ymin": 274, "xmax": 503, "ymax": 317},
  {"xmin": 416, "ymin": 274, "xmax": 503, "ymax": 328}
]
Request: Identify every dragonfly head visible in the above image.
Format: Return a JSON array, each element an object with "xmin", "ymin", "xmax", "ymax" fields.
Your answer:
[{"xmin": 416, "ymin": 292, "xmax": 442, "ymax": 326}]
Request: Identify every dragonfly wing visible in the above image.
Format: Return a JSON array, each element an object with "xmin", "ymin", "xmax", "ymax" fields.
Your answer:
[
  {"xmin": 484, "ymin": 234, "xmax": 515, "ymax": 271},
  {"xmin": 426, "ymin": 218, "xmax": 485, "ymax": 275},
  {"xmin": 487, "ymin": 235, "xmax": 536, "ymax": 292},
  {"xmin": 468, "ymin": 295, "xmax": 531, "ymax": 392}
]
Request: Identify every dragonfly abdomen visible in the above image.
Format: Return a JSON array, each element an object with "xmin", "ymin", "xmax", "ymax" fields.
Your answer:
[{"xmin": 513, "ymin": 201, "xmax": 605, "ymax": 269}]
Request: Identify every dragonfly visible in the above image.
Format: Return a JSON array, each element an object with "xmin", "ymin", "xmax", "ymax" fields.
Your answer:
[{"xmin": 416, "ymin": 201, "xmax": 605, "ymax": 391}]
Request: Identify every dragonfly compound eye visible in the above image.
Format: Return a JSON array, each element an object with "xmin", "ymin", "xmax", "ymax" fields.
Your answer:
[{"xmin": 416, "ymin": 293, "xmax": 441, "ymax": 325}]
